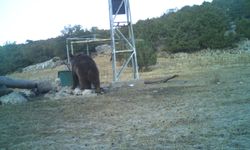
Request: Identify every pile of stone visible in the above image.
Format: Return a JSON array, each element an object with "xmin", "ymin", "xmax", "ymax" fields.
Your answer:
[
  {"xmin": 0, "ymin": 79, "xmax": 99, "ymax": 105},
  {"xmin": 95, "ymin": 44, "xmax": 112, "ymax": 55},
  {"xmin": 0, "ymin": 89, "xmax": 36, "ymax": 105},
  {"xmin": 0, "ymin": 77, "xmax": 53, "ymax": 105},
  {"xmin": 237, "ymin": 40, "xmax": 250, "ymax": 51},
  {"xmin": 44, "ymin": 86, "xmax": 97, "ymax": 100},
  {"xmin": 22, "ymin": 57, "xmax": 63, "ymax": 72}
]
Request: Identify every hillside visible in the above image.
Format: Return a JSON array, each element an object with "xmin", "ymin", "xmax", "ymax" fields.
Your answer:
[
  {"xmin": 1, "ymin": 0, "xmax": 250, "ymax": 75},
  {"xmin": 1, "ymin": 42, "xmax": 250, "ymax": 148}
]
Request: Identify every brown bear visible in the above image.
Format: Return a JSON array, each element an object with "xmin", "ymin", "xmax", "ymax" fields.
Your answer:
[{"xmin": 70, "ymin": 53, "xmax": 101, "ymax": 93}]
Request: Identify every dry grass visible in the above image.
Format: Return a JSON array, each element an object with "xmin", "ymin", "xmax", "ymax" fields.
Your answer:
[
  {"xmin": 2, "ymin": 50, "xmax": 250, "ymax": 149},
  {"xmin": 9, "ymin": 50, "xmax": 250, "ymax": 84}
]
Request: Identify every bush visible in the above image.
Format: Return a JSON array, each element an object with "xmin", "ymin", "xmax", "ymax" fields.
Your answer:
[
  {"xmin": 136, "ymin": 40, "xmax": 157, "ymax": 72},
  {"xmin": 134, "ymin": 1, "xmax": 243, "ymax": 53},
  {"xmin": 237, "ymin": 18, "xmax": 250, "ymax": 39},
  {"xmin": 163, "ymin": 4, "xmax": 236, "ymax": 52}
]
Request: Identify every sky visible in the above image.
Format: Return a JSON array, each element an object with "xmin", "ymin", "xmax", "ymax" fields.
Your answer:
[{"xmin": 0, "ymin": 0, "xmax": 212, "ymax": 45}]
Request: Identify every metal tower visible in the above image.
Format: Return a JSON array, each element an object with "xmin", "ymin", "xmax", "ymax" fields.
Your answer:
[{"xmin": 108, "ymin": 0, "xmax": 139, "ymax": 82}]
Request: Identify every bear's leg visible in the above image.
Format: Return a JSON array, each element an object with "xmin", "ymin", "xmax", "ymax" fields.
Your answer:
[
  {"xmin": 72, "ymin": 72, "xmax": 79, "ymax": 89},
  {"xmin": 86, "ymin": 80, "xmax": 91, "ymax": 89},
  {"xmin": 91, "ymin": 77, "xmax": 100, "ymax": 93},
  {"xmin": 94, "ymin": 81, "xmax": 101, "ymax": 93},
  {"xmin": 78, "ymin": 78, "xmax": 90, "ymax": 90},
  {"xmin": 88, "ymin": 70, "xmax": 101, "ymax": 93}
]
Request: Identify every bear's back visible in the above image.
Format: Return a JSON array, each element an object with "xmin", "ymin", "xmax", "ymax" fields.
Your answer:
[{"xmin": 71, "ymin": 54, "xmax": 99, "ymax": 73}]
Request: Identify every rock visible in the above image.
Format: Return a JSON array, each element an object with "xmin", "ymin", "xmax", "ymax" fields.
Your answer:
[
  {"xmin": 20, "ymin": 89, "xmax": 36, "ymax": 98},
  {"xmin": 237, "ymin": 40, "xmax": 250, "ymax": 51},
  {"xmin": 95, "ymin": 44, "xmax": 112, "ymax": 55},
  {"xmin": 73, "ymin": 88, "xmax": 82, "ymax": 95},
  {"xmin": 82, "ymin": 89, "xmax": 97, "ymax": 97},
  {"xmin": 0, "ymin": 92, "xmax": 28, "ymax": 105},
  {"xmin": 73, "ymin": 88, "xmax": 96, "ymax": 97},
  {"xmin": 37, "ymin": 80, "xmax": 53, "ymax": 94},
  {"xmin": 44, "ymin": 86, "xmax": 98, "ymax": 100},
  {"xmin": 22, "ymin": 57, "xmax": 63, "ymax": 72},
  {"xmin": 52, "ymin": 57, "xmax": 61, "ymax": 62},
  {"xmin": 55, "ymin": 78, "xmax": 61, "ymax": 86}
]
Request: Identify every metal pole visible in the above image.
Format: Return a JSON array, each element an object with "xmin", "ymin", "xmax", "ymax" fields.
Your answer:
[
  {"xmin": 70, "ymin": 42, "xmax": 74, "ymax": 55},
  {"xmin": 108, "ymin": 0, "xmax": 139, "ymax": 82},
  {"xmin": 66, "ymin": 39, "xmax": 70, "ymax": 64},
  {"xmin": 127, "ymin": 0, "xmax": 139, "ymax": 79},
  {"xmin": 86, "ymin": 42, "xmax": 89, "ymax": 56},
  {"xmin": 109, "ymin": 0, "xmax": 118, "ymax": 82}
]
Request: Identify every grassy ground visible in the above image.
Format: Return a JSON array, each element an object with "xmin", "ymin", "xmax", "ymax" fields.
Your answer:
[{"xmin": 1, "ymin": 50, "xmax": 250, "ymax": 149}]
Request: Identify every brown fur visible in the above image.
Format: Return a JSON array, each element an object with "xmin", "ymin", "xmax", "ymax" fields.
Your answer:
[{"xmin": 70, "ymin": 53, "xmax": 100, "ymax": 93}]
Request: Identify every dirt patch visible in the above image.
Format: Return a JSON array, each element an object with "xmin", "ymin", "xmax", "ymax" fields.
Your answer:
[{"xmin": 1, "ymin": 51, "xmax": 250, "ymax": 149}]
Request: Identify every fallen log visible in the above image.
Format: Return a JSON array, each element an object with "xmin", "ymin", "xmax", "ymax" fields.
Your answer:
[
  {"xmin": 144, "ymin": 75, "xmax": 179, "ymax": 84},
  {"xmin": 0, "ymin": 76, "xmax": 52, "ymax": 95},
  {"xmin": 0, "ymin": 85, "xmax": 13, "ymax": 97},
  {"xmin": 0, "ymin": 76, "xmax": 37, "ymax": 89}
]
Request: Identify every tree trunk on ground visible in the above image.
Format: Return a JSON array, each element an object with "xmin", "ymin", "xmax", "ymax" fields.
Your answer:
[
  {"xmin": 144, "ymin": 75, "xmax": 179, "ymax": 84},
  {"xmin": 0, "ymin": 76, "xmax": 37, "ymax": 89},
  {"xmin": 0, "ymin": 85, "xmax": 13, "ymax": 97},
  {"xmin": 0, "ymin": 76, "xmax": 52, "ymax": 95}
]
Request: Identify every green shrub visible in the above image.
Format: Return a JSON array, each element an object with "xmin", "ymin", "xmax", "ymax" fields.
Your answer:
[
  {"xmin": 163, "ymin": 4, "xmax": 236, "ymax": 52},
  {"xmin": 237, "ymin": 18, "xmax": 250, "ymax": 39},
  {"xmin": 136, "ymin": 40, "xmax": 157, "ymax": 72}
]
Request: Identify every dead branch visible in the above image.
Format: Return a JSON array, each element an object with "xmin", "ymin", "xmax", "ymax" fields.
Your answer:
[{"xmin": 144, "ymin": 75, "xmax": 179, "ymax": 84}]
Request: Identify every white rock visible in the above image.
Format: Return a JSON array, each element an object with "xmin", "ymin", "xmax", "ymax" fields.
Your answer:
[
  {"xmin": 20, "ymin": 89, "xmax": 36, "ymax": 98},
  {"xmin": 95, "ymin": 44, "xmax": 112, "ymax": 55},
  {"xmin": 82, "ymin": 89, "xmax": 97, "ymax": 97},
  {"xmin": 0, "ymin": 92, "xmax": 28, "ymax": 105},
  {"xmin": 73, "ymin": 88, "xmax": 82, "ymax": 95},
  {"xmin": 22, "ymin": 57, "xmax": 62, "ymax": 72}
]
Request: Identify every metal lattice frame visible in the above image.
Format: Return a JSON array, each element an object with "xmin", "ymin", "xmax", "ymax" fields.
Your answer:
[
  {"xmin": 66, "ymin": 37, "xmax": 110, "ymax": 64},
  {"xmin": 108, "ymin": 0, "xmax": 139, "ymax": 82}
]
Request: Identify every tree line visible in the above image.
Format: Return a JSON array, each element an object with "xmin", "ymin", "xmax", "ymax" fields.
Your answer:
[
  {"xmin": 0, "ymin": 0, "xmax": 249, "ymax": 75},
  {"xmin": 134, "ymin": 0, "xmax": 250, "ymax": 53}
]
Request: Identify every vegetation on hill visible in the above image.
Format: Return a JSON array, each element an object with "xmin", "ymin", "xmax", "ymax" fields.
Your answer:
[{"xmin": 0, "ymin": 0, "xmax": 249, "ymax": 75}]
